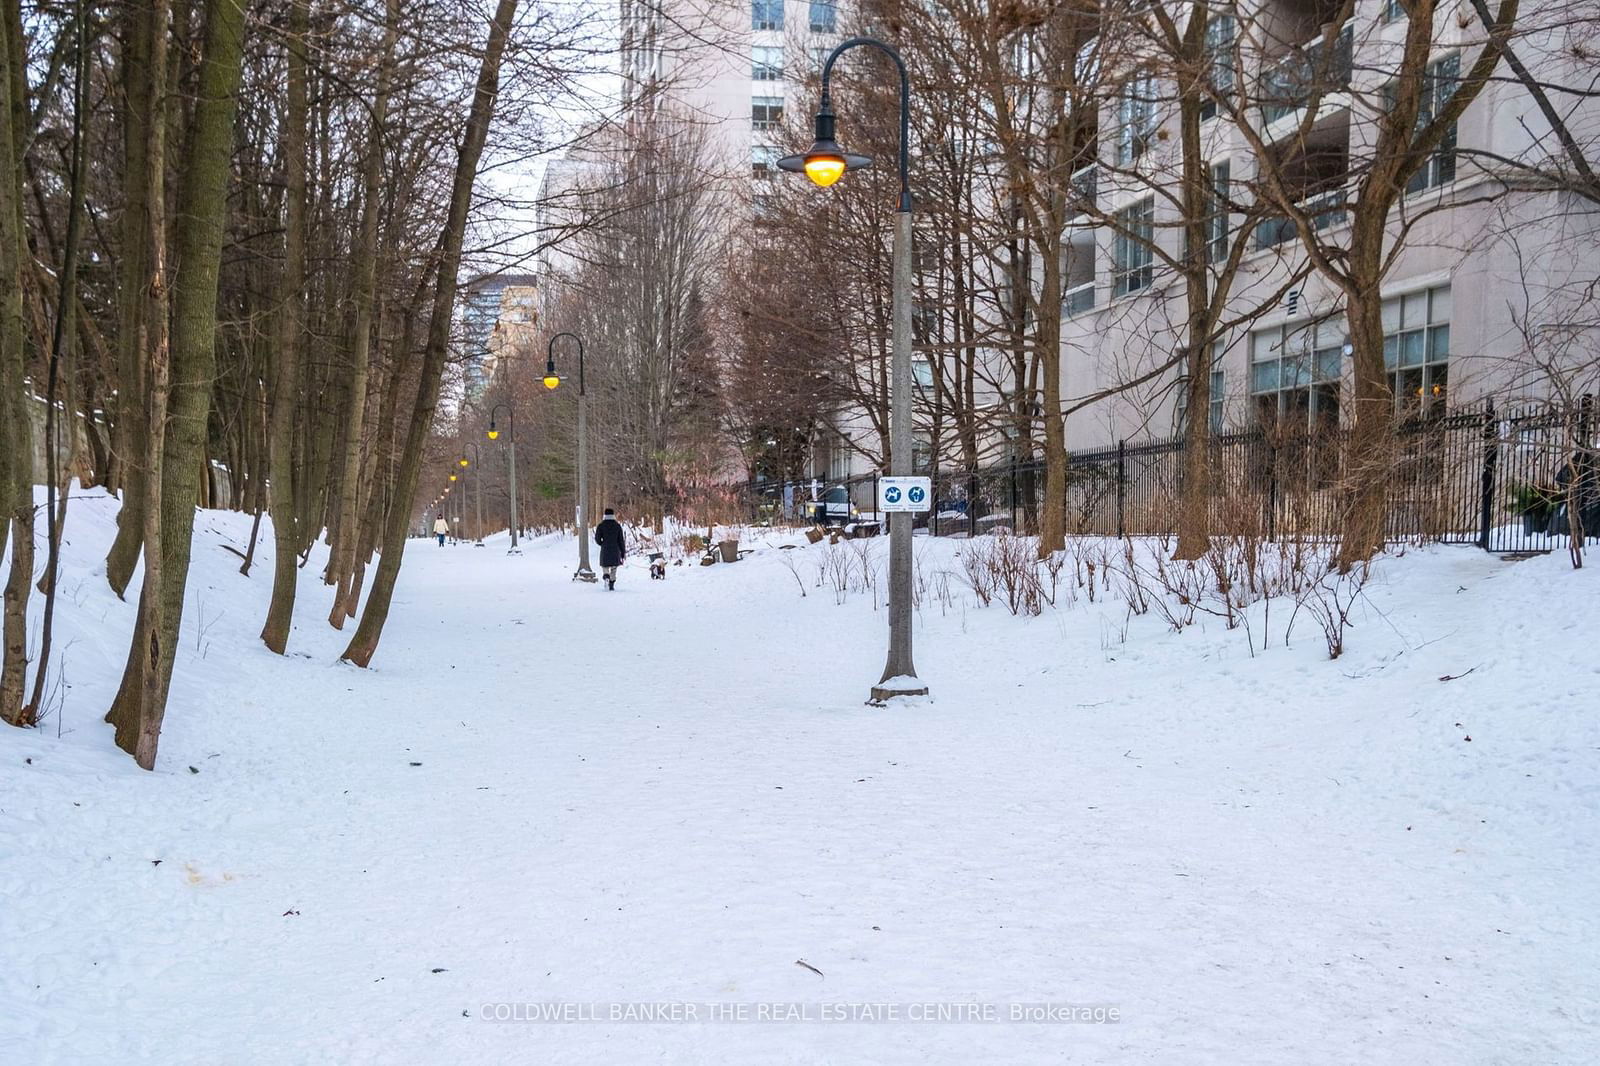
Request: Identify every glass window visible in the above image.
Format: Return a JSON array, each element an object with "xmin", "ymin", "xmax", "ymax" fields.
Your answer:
[
  {"xmin": 1250, "ymin": 319, "xmax": 1346, "ymax": 429},
  {"xmin": 1063, "ymin": 220, "xmax": 1095, "ymax": 316},
  {"xmin": 1063, "ymin": 235, "xmax": 1096, "ymax": 318},
  {"xmin": 753, "ymin": 46, "xmax": 783, "ymax": 81},
  {"xmin": 1205, "ymin": 161, "xmax": 1230, "ymax": 263},
  {"xmin": 1200, "ymin": 13, "xmax": 1235, "ymax": 121},
  {"xmin": 752, "ymin": 144, "xmax": 779, "ymax": 176},
  {"xmin": 809, "ymin": 2, "xmax": 836, "ymax": 33},
  {"xmin": 1428, "ymin": 323, "xmax": 1450, "ymax": 359},
  {"xmin": 1403, "ymin": 291, "xmax": 1427, "ymax": 327},
  {"xmin": 1251, "ymin": 358, "xmax": 1278, "ymax": 394},
  {"xmin": 1382, "ymin": 0, "xmax": 1406, "ymax": 22},
  {"xmin": 1113, "ymin": 198, "xmax": 1155, "ymax": 296},
  {"xmin": 751, "ymin": 96, "xmax": 783, "ymax": 132},
  {"xmin": 1380, "ymin": 295, "xmax": 1401, "ymax": 334},
  {"xmin": 1116, "ymin": 73, "xmax": 1158, "ymax": 165},
  {"xmin": 1314, "ymin": 346, "xmax": 1341, "ymax": 382},
  {"xmin": 1397, "ymin": 54, "xmax": 1459, "ymax": 193},
  {"xmin": 1263, "ymin": 24, "xmax": 1353, "ymax": 124},
  {"xmin": 1384, "ymin": 283, "xmax": 1451, "ymax": 416},
  {"xmin": 752, "ymin": 0, "xmax": 783, "ymax": 32}
]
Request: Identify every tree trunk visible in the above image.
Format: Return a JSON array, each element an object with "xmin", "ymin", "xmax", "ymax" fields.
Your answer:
[
  {"xmin": 1035, "ymin": 245, "xmax": 1066, "ymax": 555},
  {"xmin": 260, "ymin": 0, "xmax": 309, "ymax": 653},
  {"xmin": 1336, "ymin": 239, "xmax": 1394, "ymax": 571},
  {"xmin": 327, "ymin": 3, "xmax": 394, "ymax": 624},
  {"xmin": 1173, "ymin": 58, "xmax": 1214, "ymax": 562},
  {"xmin": 342, "ymin": 0, "xmax": 519, "ymax": 666},
  {"xmin": 104, "ymin": 0, "xmax": 161, "ymax": 596},
  {"xmin": 25, "ymin": 0, "xmax": 90, "ymax": 720},
  {"xmin": 0, "ymin": 2, "xmax": 35, "ymax": 725},
  {"xmin": 105, "ymin": 0, "xmax": 243, "ymax": 768},
  {"xmin": 1034, "ymin": 83, "xmax": 1069, "ymax": 557}
]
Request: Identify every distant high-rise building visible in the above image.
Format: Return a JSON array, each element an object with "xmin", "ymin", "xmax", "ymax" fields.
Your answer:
[{"xmin": 459, "ymin": 274, "xmax": 539, "ymax": 402}]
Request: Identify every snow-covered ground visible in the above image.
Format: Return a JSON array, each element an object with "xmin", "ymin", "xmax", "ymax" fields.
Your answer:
[{"xmin": 2, "ymin": 490, "xmax": 1597, "ymax": 1064}]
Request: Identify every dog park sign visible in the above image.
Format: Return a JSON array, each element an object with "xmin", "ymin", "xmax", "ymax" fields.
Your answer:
[{"xmin": 878, "ymin": 476, "xmax": 932, "ymax": 513}]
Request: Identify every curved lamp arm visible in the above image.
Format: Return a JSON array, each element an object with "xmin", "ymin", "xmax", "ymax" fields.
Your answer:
[
  {"xmin": 819, "ymin": 37, "xmax": 912, "ymax": 212},
  {"xmin": 489, "ymin": 403, "xmax": 515, "ymax": 441},
  {"xmin": 547, "ymin": 331, "xmax": 585, "ymax": 395}
]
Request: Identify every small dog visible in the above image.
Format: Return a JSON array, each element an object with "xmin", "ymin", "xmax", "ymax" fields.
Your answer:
[{"xmin": 649, "ymin": 553, "xmax": 667, "ymax": 580}]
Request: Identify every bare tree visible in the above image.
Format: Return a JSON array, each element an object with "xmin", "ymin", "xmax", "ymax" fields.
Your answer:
[
  {"xmin": 342, "ymin": 0, "xmax": 520, "ymax": 667},
  {"xmin": 1225, "ymin": 0, "xmax": 1520, "ymax": 567}
]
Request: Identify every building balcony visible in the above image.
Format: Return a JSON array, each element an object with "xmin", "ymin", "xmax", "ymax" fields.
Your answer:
[
  {"xmin": 1260, "ymin": 23, "xmax": 1353, "ymax": 125},
  {"xmin": 1255, "ymin": 188, "xmax": 1347, "ymax": 249},
  {"xmin": 1064, "ymin": 282, "xmax": 1096, "ymax": 318},
  {"xmin": 1066, "ymin": 164, "xmax": 1097, "ymax": 220}
]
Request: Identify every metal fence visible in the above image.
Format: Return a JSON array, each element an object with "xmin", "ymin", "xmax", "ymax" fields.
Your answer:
[{"xmin": 743, "ymin": 396, "xmax": 1599, "ymax": 555}]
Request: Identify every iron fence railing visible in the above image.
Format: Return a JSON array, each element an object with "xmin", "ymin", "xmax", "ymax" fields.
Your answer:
[{"xmin": 741, "ymin": 396, "xmax": 1599, "ymax": 555}]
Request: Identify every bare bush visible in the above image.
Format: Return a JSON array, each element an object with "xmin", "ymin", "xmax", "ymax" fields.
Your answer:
[
  {"xmin": 959, "ymin": 533, "xmax": 1047, "ymax": 616},
  {"xmin": 848, "ymin": 539, "xmax": 881, "ymax": 607},
  {"xmin": 1289, "ymin": 560, "xmax": 1371, "ymax": 660},
  {"xmin": 813, "ymin": 542, "xmax": 852, "ymax": 604},
  {"xmin": 779, "ymin": 552, "xmax": 806, "ymax": 598}
]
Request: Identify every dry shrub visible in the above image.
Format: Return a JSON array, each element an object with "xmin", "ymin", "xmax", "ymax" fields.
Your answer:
[
  {"xmin": 958, "ymin": 532, "xmax": 1047, "ymax": 616},
  {"xmin": 813, "ymin": 542, "xmax": 853, "ymax": 604},
  {"xmin": 1288, "ymin": 559, "xmax": 1371, "ymax": 659},
  {"xmin": 848, "ymin": 538, "xmax": 881, "ymax": 606}
]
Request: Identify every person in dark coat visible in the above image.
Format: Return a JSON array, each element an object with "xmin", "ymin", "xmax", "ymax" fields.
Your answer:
[{"xmin": 593, "ymin": 508, "xmax": 627, "ymax": 590}]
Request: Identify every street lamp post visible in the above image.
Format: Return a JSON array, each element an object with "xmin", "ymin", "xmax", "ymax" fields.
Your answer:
[
  {"xmin": 459, "ymin": 442, "xmax": 485, "ymax": 545},
  {"xmin": 446, "ymin": 474, "xmax": 460, "ymax": 543},
  {"xmin": 488, "ymin": 404, "xmax": 519, "ymax": 553},
  {"xmin": 779, "ymin": 36, "xmax": 926, "ymax": 703},
  {"xmin": 544, "ymin": 331, "xmax": 595, "ymax": 581}
]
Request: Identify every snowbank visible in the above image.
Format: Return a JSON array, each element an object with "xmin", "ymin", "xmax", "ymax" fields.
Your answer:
[{"xmin": 2, "ymin": 492, "xmax": 1596, "ymax": 1062}]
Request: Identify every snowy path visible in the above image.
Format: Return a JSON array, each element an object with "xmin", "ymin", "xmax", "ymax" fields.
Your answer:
[{"xmin": 3, "ymin": 506, "xmax": 1598, "ymax": 1064}]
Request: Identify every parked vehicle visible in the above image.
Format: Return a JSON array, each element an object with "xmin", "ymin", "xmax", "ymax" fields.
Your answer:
[{"xmin": 810, "ymin": 484, "xmax": 856, "ymax": 527}]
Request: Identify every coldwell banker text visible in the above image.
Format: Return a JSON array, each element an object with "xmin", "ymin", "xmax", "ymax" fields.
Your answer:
[{"xmin": 477, "ymin": 1002, "xmax": 1121, "ymax": 1024}]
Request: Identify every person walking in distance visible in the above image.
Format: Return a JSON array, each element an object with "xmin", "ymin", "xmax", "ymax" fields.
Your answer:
[
  {"xmin": 433, "ymin": 514, "xmax": 448, "ymax": 547},
  {"xmin": 593, "ymin": 508, "xmax": 627, "ymax": 590}
]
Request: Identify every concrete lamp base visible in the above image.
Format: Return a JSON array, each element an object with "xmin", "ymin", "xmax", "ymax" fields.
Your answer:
[
  {"xmin": 868, "ymin": 676, "xmax": 929, "ymax": 705},
  {"xmin": 573, "ymin": 568, "xmax": 598, "ymax": 583}
]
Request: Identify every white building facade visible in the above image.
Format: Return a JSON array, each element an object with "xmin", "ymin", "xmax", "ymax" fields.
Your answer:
[{"xmin": 810, "ymin": 0, "xmax": 1599, "ymax": 486}]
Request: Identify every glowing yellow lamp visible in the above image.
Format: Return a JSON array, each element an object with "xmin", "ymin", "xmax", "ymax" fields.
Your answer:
[
  {"xmin": 803, "ymin": 153, "xmax": 847, "ymax": 187},
  {"xmin": 777, "ymin": 105, "xmax": 870, "ymax": 189}
]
